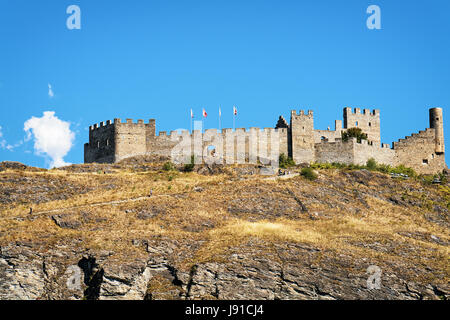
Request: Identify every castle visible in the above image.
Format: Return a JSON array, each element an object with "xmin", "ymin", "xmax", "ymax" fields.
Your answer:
[{"xmin": 84, "ymin": 107, "xmax": 446, "ymax": 174}]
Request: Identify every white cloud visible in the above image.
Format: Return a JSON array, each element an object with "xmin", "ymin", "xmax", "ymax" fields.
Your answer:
[
  {"xmin": 0, "ymin": 126, "xmax": 22, "ymax": 151},
  {"xmin": 0, "ymin": 126, "xmax": 6, "ymax": 149},
  {"xmin": 48, "ymin": 83, "xmax": 54, "ymax": 98},
  {"xmin": 24, "ymin": 111, "xmax": 75, "ymax": 168}
]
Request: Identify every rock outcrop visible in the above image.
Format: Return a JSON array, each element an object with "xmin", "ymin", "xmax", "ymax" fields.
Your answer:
[{"xmin": 0, "ymin": 163, "xmax": 448, "ymax": 300}]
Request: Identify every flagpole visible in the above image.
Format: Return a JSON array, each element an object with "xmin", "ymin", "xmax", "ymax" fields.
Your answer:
[
  {"xmin": 233, "ymin": 105, "xmax": 236, "ymax": 130},
  {"xmin": 190, "ymin": 109, "xmax": 193, "ymax": 133}
]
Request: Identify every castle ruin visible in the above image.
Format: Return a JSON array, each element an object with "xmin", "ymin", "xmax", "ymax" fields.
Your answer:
[{"xmin": 84, "ymin": 107, "xmax": 446, "ymax": 174}]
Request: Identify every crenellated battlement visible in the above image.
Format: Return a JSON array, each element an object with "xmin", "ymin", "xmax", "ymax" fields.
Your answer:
[
  {"xmin": 89, "ymin": 118, "xmax": 156, "ymax": 131},
  {"xmin": 89, "ymin": 120, "xmax": 114, "ymax": 131},
  {"xmin": 84, "ymin": 107, "xmax": 445, "ymax": 174},
  {"xmin": 291, "ymin": 109, "xmax": 313, "ymax": 117},
  {"xmin": 344, "ymin": 107, "xmax": 379, "ymax": 116}
]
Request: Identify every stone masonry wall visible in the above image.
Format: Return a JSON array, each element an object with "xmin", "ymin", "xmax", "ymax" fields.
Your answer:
[
  {"xmin": 290, "ymin": 110, "xmax": 315, "ymax": 164},
  {"xmin": 85, "ymin": 108, "xmax": 446, "ymax": 174},
  {"xmin": 393, "ymin": 128, "xmax": 446, "ymax": 174},
  {"xmin": 114, "ymin": 119, "xmax": 152, "ymax": 162},
  {"xmin": 353, "ymin": 140, "xmax": 395, "ymax": 166},
  {"xmin": 314, "ymin": 138, "xmax": 395, "ymax": 166},
  {"xmin": 314, "ymin": 138, "xmax": 355, "ymax": 164},
  {"xmin": 343, "ymin": 108, "xmax": 381, "ymax": 145},
  {"xmin": 84, "ymin": 121, "xmax": 116, "ymax": 163},
  {"xmin": 314, "ymin": 120, "xmax": 343, "ymax": 143}
]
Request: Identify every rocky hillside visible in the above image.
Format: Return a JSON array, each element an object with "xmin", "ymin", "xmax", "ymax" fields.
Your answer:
[{"xmin": 0, "ymin": 160, "xmax": 448, "ymax": 300}]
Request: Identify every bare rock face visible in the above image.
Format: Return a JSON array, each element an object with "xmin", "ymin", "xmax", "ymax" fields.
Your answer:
[
  {"xmin": 51, "ymin": 214, "xmax": 82, "ymax": 229},
  {"xmin": 0, "ymin": 238, "xmax": 448, "ymax": 300},
  {"xmin": 0, "ymin": 165, "xmax": 448, "ymax": 300},
  {"xmin": 0, "ymin": 244, "xmax": 45, "ymax": 299}
]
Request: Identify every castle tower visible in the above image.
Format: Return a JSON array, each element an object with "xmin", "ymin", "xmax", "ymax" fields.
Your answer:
[
  {"xmin": 343, "ymin": 107, "xmax": 380, "ymax": 145},
  {"xmin": 429, "ymin": 108, "xmax": 445, "ymax": 154},
  {"xmin": 289, "ymin": 110, "xmax": 314, "ymax": 163}
]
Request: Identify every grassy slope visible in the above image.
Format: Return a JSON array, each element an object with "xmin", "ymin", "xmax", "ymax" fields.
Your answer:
[{"xmin": 0, "ymin": 163, "xmax": 448, "ymax": 288}]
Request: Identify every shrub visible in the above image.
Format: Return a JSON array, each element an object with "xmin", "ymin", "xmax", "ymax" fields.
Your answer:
[
  {"xmin": 162, "ymin": 161, "xmax": 176, "ymax": 171},
  {"xmin": 308, "ymin": 160, "xmax": 419, "ymax": 180},
  {"xmin": 279, "ymin": 153, "xmax": 295, "ymax": 169},
  {"xmin": 346, "ymin": 163, "xmax": 365, "ymax": 170},
  {"xmin": 301, "ymin": 167, "xmax": 318, "ymax": 181},
  {"xmin": 183, "ymin": 155, "xmax": 195, "ymax": 172},
  {"xmin": 390, "ymin": 164, "xmax": 416, "ymax": 178},
  {"xmin": 366, "ymin": 158, "xmax": 377, "ymax": 170},
  {"xmin": 342, "ymin": 127, "xmax": 368, "ymax": 143},
  {"xmin": 439, "ymin": 173, "xmax": 448, "ymax": 184},
  {"xmin": 375, "ymin": 163, "xmax": 391, "ymax": 173},
  {"xmin": 310, "ymin": 162, "xmax": 347, "ymax": 170}
]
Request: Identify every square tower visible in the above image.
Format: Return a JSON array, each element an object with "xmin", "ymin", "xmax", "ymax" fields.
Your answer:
[
  {"xmin": 289, "ymin": 110, "xmax": 315, "ymax": 164},
  {"xmin": 343, "ymin": 108, "xmax": 380, "ymax": 145}
]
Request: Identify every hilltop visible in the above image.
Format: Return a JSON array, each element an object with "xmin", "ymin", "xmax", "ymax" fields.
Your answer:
[{"xmin": 0, "ymin": 159, "xmax": 448, "ymax": 300}]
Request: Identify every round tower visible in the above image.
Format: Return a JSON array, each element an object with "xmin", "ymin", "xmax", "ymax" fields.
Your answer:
[{"xmin": 429, "ymin": 108, "xmax": 444, "ymax": 154}]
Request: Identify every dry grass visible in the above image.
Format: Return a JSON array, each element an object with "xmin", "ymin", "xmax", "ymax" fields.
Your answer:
[{"xmin": 0, "ymin": 165, "xmax": 448, "ymax": 284}]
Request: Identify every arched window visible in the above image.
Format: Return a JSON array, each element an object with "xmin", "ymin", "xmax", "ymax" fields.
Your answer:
[{"xmin": 207, "ymin": 145, "xmax": 216, "ymax": 156}]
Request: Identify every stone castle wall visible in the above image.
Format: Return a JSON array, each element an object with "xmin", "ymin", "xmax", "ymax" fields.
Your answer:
[
  {"xmin": 84, "ymin": 121, "xmax": 115, "ymax": 163},
  {"xmin": 313, "ymin": 120, "xmax": 343, "ymax": 143},
  {"xmin": 85, "ymin": 107, "xmax": 446, "ymax": 174},
  {"xmin": 86, "ymin": 120, "xmax": 289, "ymax": 166},
  {"xmin": 393, "ymin": 128, "xmax": 446, "ymax": 174},
  {"xmin": 343, "ymin": 108, "xmax": 381, "ymax": 145}
]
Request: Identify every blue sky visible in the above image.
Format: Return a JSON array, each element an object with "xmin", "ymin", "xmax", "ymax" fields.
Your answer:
[{"xmin": 0, "ymin": 0, "xmax": 449, "ymax": 167}]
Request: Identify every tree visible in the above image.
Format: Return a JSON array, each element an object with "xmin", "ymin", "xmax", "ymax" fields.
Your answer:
[
  {"xmin": 279, "ymin": 153, "xmax": 295, "ymax": 169},
  {"xmin": 342, "ymin": 127, "xmax": 368, "ymax": 143}
]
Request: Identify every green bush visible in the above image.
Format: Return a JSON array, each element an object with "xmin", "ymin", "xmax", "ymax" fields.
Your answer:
[
  {"xmin": 162, "ymin": 161, "xmax": 176, "ymax": 171},
  {"xmin": 279, "ymin": 153, "xmax": 295, "ymax": 169},
  {"xmin": 420, "ymin": 175, "xmax": 434, "ymax": 185},
  {"xmin": 342, "ymin": 127, "xmax": 368, "ymax": 143},
  {"xmin": 183, "ymin": 155, "xmax": 195, "ymax": 172},
  {"xmin": 310, "ymin": 162, "xmax": 346, "ymax": 170},
  {"xmin": 375, "ymin": 163, "xmax": 391, "ymax": 173},
  {"xmin": 300, "ymin": 167, "xmax": 318, "ymax": 181},
  {"xmin": 390, "ymin": 164, "xmax": 416, "ymax": 178},
  {"xmin": 366, "ymin": 158, "xmax": 377, "ymax": 170}
]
